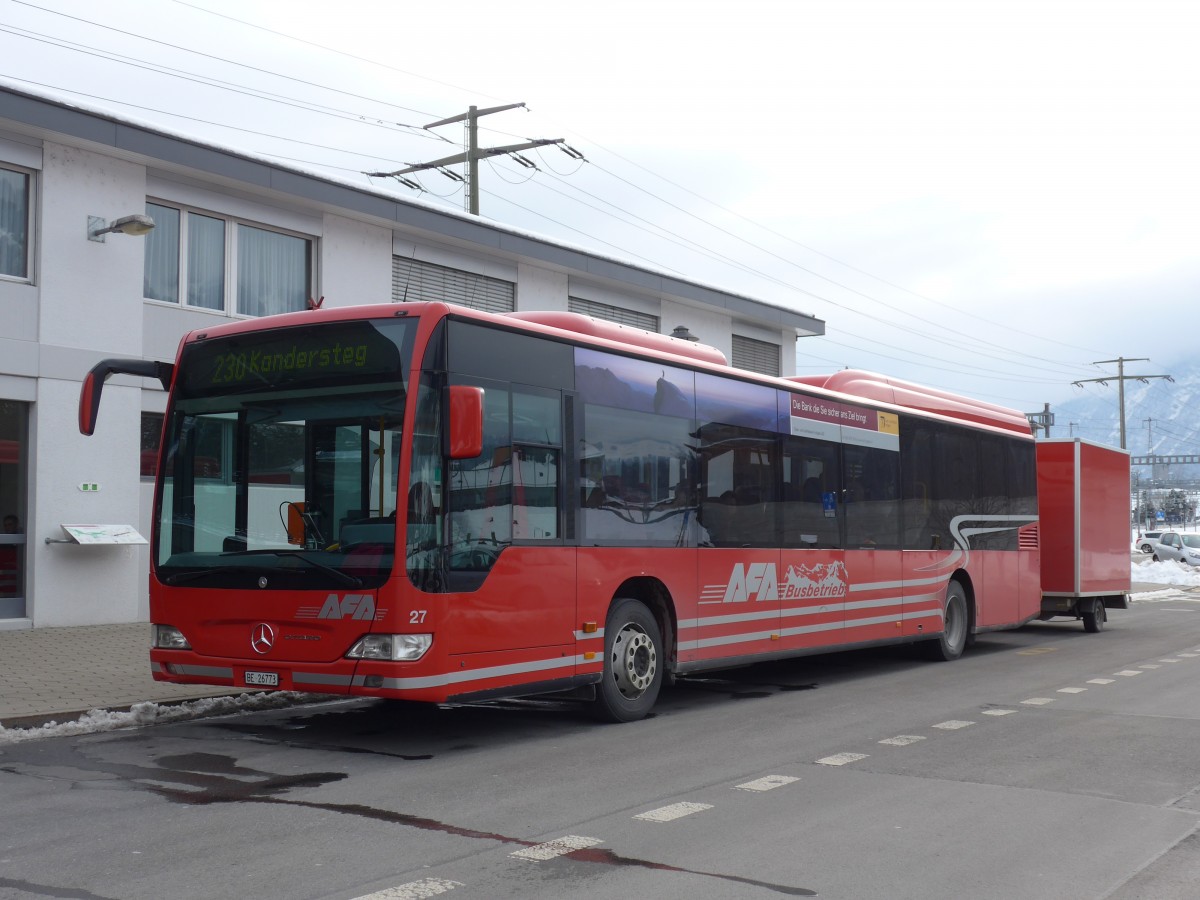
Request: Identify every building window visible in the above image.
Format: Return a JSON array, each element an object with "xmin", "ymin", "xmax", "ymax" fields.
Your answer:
[
  {"xmin": 732, "ymin": 334, "xmax": 781, "ymax": 377},
  {"xmin": 0, "ymin": 165, "xmax": 31, "ymax": 280},
  {"xmin": 391, "ymin": 256, "xmax": 514, "ymax": 313},
  {"xmin": 144, "ymin": 201, "xmax": 312, "ymax": 316},
  {"xmin": 141, "ymin": 412, "xmax": 164, "ymax": 478},
  {"xmin": 569, "ymin": 297, "xmax": 660, "ymax": 332}
]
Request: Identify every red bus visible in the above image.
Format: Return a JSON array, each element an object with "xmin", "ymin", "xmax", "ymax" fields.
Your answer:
[{"xmin": 82, "ymin": 302, "xmax": 1058, "ymax": 722}]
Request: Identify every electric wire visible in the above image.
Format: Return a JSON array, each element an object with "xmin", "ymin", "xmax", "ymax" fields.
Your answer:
[
  {"xmin": 1, "ymin": 1, "xmax": 1172, "ymax": 407},
  {"xmin": 88, "ymin": 0, "xmax": 1134, "ymax": 376},
  {"xmin": 10, "ymin": 1, "xmax": 442, "ymax": 123},
  {"xmin": 0, "ymin": 5, "xmax": 1110, "ymax": 385}
]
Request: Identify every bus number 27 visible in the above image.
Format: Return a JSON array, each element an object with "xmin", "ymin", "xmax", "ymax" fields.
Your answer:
[{"xmin": 409, "ymin": 610, "xmax": 427, "ymax": 624}]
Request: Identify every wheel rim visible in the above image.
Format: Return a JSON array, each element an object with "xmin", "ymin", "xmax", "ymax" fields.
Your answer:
[{"xmin": 611, "ymin": 623, "xmax": 657, "ymax": 699}]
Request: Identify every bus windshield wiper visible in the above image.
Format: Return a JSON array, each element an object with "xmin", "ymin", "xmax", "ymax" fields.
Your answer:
[
  {"xmin": 162, "ymin": 565, "xmax": 285, "ymax": 586},
  {"xmin": 165, "ymin": 551, "xmax": 363, "ymax": 587},
  {"xmin": 266, "ymin": 550, "xmax": 364, "ymax": 587},
  {"xmin": 229, "ymin": 549, "xmax": 365, "ymax": 587}
]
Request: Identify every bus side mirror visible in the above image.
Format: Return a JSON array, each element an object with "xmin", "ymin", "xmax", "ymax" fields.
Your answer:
[
  {"xmin": 79, "ymin": 368, "xmax": 102, "ymax": 436},
  {"xmin": 79, "ymin": 358, "xmax": 174, "ymax": 436},
  {"xmin": 285, "ymin": 502, "xmax": 306, "ymax": 546},
  {"xmin": 446, "ymin": 385, "xmax": 484, "ymax": 459}
]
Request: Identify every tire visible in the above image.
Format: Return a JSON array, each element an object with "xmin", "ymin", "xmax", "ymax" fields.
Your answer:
[
  {"xmin": 593, "ymin": 598, "xmax": 663, "ymax": 723},
  {"xmin": 1082, "ymin": 601, "xmax": 1106, "ymax": 633},
  {"xmin": 922, "ymin": 581, "xmax": 968, "ymax": 662}
]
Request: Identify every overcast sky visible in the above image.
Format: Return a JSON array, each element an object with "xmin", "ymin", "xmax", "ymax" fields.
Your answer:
[{"xmin": 3, "ymin": 0, "xmax": 1196, "ymax": 414}]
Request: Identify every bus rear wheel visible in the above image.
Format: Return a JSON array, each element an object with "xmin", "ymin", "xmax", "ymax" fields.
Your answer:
[
  {"xmin": 593, "ymin": 598, "xmax": 663, "ymax": 723},
  {"xmin": 922, "ymin": 581, "xmax": 968, "ymax": 662}
]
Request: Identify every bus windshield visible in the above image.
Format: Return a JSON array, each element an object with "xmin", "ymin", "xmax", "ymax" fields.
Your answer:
[{"xmin": 154, "ymin": 317, "xmax": 416, "ymax": 590}]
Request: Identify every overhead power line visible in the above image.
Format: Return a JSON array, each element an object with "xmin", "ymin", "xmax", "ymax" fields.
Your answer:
[{"xmin": 1, "ymin": 2, "xmax": 1130, "ymax": 404}]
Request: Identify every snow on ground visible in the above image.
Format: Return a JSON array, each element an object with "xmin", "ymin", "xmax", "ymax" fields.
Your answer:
[
  {"xmin": 2, "ymin": 556, "xmax": 1196, "ymax": 745},
  {"xmin": 0, "ymin": 691, "xmax": 319, "ymax": 745},
  {"xmin": 1131, "ymin": 554, "xmax": 1200, "ymax": 587}
]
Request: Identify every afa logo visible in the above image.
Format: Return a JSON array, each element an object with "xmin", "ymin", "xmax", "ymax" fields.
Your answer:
[
  {"xmin": 723, "ymin": 562, "xmax": 778, "ymax": 603},
  {"xmin": 720, "ymin": 562, "xmax": 849, "ymax": 603},
  {"xmin": 296, "ymin": 593, "xmax": 382, "ymax": 621}
]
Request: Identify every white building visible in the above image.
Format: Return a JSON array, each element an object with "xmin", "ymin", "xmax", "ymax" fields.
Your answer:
[{"xmin": 0, "ymin": 83, "xmax": 824, "ymax": 630}]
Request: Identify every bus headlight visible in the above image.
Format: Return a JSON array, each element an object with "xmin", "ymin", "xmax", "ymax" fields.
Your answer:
[
  {"xmin": 152, "ymin": 624, "xmax": 191, "ymax": 650},
  {"xmin": 346, "ymin": 634, "xmax": 432, "ymax": 661}
]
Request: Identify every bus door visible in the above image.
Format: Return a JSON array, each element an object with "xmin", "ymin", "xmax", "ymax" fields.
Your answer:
[
  {"xmin": 439, "ymin": 381, "xmax": 576, "ymax": 657},
  {"xmin": 840, "ymin": 441, "xmax": 904, "ymax": 645},
  {"xmin": 779, "ymin": 437, "xmax": 844, "ymax": 652},
  {"xmin": 696, "ymin": 429, "xmax": 780, "ymax": 663}
]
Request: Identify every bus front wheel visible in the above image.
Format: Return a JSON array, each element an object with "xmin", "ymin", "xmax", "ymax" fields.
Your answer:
[
  {"xmin": 593, "ymin": 598, "xmax": 663, "ymax": 723},
  {"xmin": 922, "ymin": 581, "xmax": 968, "ymax": 662},
  {"xmin": 1083, "ymin": 601, "xmax": 1106, "ymax": 633}
]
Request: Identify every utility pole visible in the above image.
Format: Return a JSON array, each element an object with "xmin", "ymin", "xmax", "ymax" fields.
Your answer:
[
  {"xmin": 1025, "ymin": 402, "xmax": 1054, "ymax": 437},
  {"xmin": 1072, "ymin": 357, "xmax": 1173, "ymax": 450},
  {"xmin": 365, "ymin": 103, "xmax": 583, "ymax": 215}
]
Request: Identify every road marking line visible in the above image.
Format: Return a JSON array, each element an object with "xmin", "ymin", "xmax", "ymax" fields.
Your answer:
[
  {"xmin": 1159, "ymin": 659, "xmax": 1181, "ymax": 663},
  {"xmin": 634, "ymin": 802, "xmax": 713, "ymax": 822},
  {"xmin": 1139, "ymin": 664, "xmax": 1161, "ymax": 669},
  {"xmin": 932, "ymin": 720, "xmax": 975, "ymax": 730},
  {"xmin": 352, "ymin": 877, "xmax": 464, "ymax": 899},
  {"xmin": 1017, "ymin": 647, "xmax": 1057, "ymax": 655},
  {"xmin": 1115, "ymin": 670, "xmax": 1143, "ymax": 676},
  {"xmin": 879, "ymin": 735, "xmax": 926, "ymax": 746},
  {"xmin": 1057, "ymin": 687, "xmax": 1086, "ymax": 694},
  {"xmin": 1087, "ymin": 678, "xmax": 1115, "ymax": 684},
  {"xmin": 1021, "ymin": 697, "xmax": 1055, "ymax": 705},
  {"xmin": 981, "ymin": 709, "xmax": 1016, "ymax": 716},
  {"xmin": 735, "ymin": 775, "xmax": 800, "ymax": 792},
  {"xmin": 511, "ymin": 836, "xmax": 602, "ymax": 860},
  {"xmin": 816, "ymin": 752, "xmax": 869, "ymax": 766},
  {"xmin": 1177, "ymin": 653, "xmax": 1198, "ymax": 658}
]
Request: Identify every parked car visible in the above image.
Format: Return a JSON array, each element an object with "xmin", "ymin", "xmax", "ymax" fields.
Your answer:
[
  {"xmin": 1151, "ymin": 531, "xmax": 1200, "ymax": 567},
  {"xmin": 1137, "ymin": 531, "xmax": 1164, "ymax": 553}
]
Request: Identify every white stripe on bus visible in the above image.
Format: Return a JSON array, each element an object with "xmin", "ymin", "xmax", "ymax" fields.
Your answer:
[{"xmin": 361, "ymin": 654, "xmax": 592, "ymax": 691}]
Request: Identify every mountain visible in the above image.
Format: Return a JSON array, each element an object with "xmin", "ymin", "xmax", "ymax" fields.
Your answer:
[{"xmin": 1050, "ymin": 356, "xmax": 1200, "ymax": 466}]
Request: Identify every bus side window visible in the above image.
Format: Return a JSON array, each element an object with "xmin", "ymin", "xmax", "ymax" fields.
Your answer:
[
  {"xmin": 843, "ymin": 445, "xmax": 900, "ymax": 549},
  {"xmin": 781, "ymin": 437, "xmax": 839, "ymax": 549}
]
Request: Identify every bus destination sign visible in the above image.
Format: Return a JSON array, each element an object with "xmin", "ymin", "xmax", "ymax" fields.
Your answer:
[{"xmin": 178, "ymin": 319, "xmax": 412, "ymax": 398}]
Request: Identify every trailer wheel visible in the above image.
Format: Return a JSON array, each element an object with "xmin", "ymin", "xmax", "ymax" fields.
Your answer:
[
  {"xmin": 922, "ymin": 581, "xmax": 968, "ymax": 662},
  {"xmin": 1083, "ymin": 601, "xmax": 1106, "ymax": 633},
  {"xmin": 593, "ymin": 598, "xmax": 663, "ymax": 723}
]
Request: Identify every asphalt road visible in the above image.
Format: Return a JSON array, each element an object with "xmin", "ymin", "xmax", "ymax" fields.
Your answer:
[{"xmin": 3, "ymin": 594, "xmax": 1200, "ymax": 900}]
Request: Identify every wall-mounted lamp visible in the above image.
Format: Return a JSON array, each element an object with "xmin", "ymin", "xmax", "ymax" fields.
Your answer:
[{"xmin": 88, "ymin": 213, "xmax": 156, "ymax": 243}]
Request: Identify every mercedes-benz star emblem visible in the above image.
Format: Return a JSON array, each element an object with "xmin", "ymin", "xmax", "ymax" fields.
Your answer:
[{"xmin": 251, "ymin": 623, "xmax": 276, "ymax": 655}]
